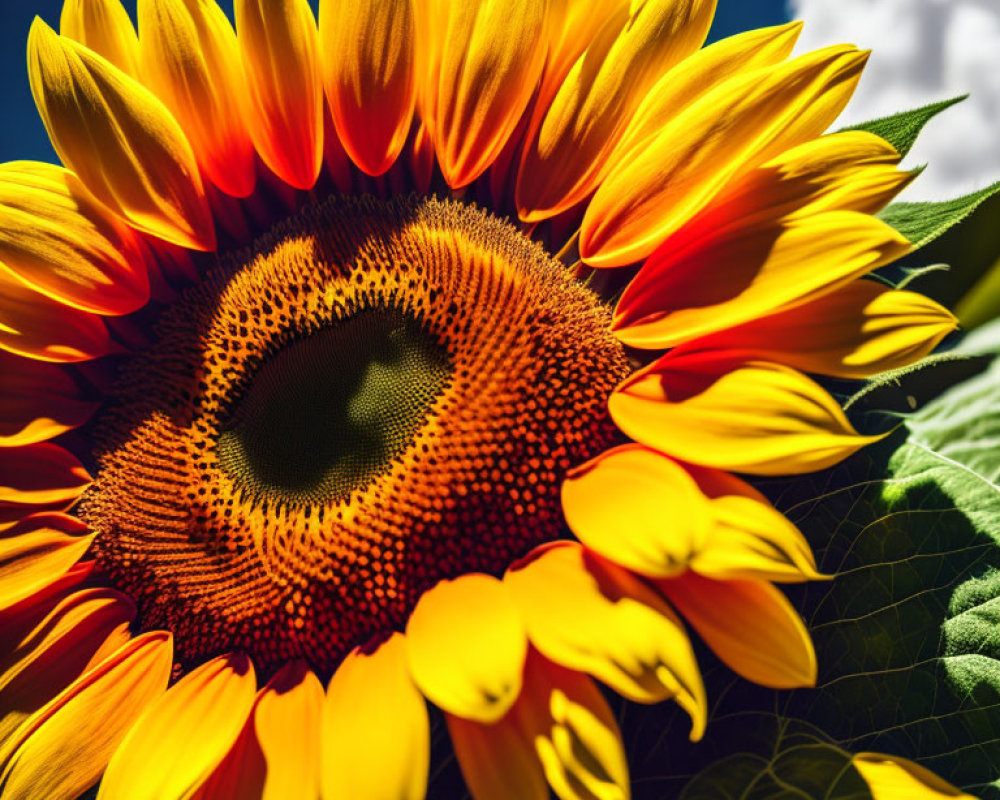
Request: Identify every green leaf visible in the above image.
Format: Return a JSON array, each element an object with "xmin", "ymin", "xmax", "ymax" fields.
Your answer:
[
  {"xmin": 880, "ymin": 181, "xmax": 1000, "ymax": 251},
  {"xmin": 624, "ymin": 321, "xmax": 1000, "ymax": 799},
  {"xmin": 843, "ymin": 95, "xmax": 966, "ymax": 158}
]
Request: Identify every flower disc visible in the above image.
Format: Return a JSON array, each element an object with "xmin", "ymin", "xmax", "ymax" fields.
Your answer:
[{"xmin": 81, "ymin": 195, "xmax": 629, "ymax": 671}]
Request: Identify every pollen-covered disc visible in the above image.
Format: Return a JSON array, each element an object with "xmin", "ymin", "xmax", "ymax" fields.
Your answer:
[{"xmin": 82, "ymin": 196, "xmax": 628, "ymax": 671}]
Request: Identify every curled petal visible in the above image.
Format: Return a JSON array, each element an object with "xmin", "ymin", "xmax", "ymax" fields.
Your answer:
[
  {"xmin": 609, "ymin": 352, "xmax": 882, "ymax": 475},
  {"xmin": 684, "ymin": 465, "xmax": 822, "ymax": 583},
  {"xmin": 581, "ymin": 46, "xmax": 870, "ymax": 267},
  {"xmin": 658, "ymin": 573, "xmax": 816, "ymax": 689},
  {"xmin": 561, "ymin": 444, "xmax": 711, "ymax": 578},
  {"xmin": 0, "ymin": 514, "xmax": 94, "ymax": 612},
  {"xmin": 98, "ymin": 653, "xmax": 256, "ymax": 800},
  {"xmin": 322, "ymin": 634, "xmax": 429, "ymax": 800},
  {"xmin": 0, "ymin": 351, "xmax": 97, "ymax": 447},
  {"xmin": 320, "ymin": 0, "xmax": 416, "ymax": 176},
  {"xmin": 0, "ymin": 161, "xmax": 149, "ymax": 314},
  {"xmin": 851, "ymin": 753, "xmax": 974, "ymax": 799},
  {"xmin": 517, "ymin": 0, "xmax": 716, "ymax": 222},
  {"xmin": 138, "ymin": 0, "xmax": 257, "ymax": 197},
  {"xmin": 505, "ymin": 541, "xmax": 706, "ymax": 739},
  {"xmin": 0, "ymin": 632, "xmax": 172, "ymax": 800},
  {"xmin": 679, "ymin": 281, "xmax": 958, "ymax": 380},
  {"xmin": 235, "ymin": 0, "xmax": 323, "ymax": 190},
  {"xmin": 0, "ymin": 444, "xmax": 90, "ymax": 509},
  {"xmin": 614, "ymin": 211, "xmax": 910, "ymax": 349},
  {"xmin": 406, "ymin": 573, "xmax": 527, "ymax": 723},
  {"xmin": 416, "ymin": 0, "xmax": 549, "ymax": 188},
  {"xmin": 28, "ymin": 19, "xmax": 214, "ymax": 250},
  {"xmin": 0, "ymin": 272, "xmax": 115, "ymax": 363},
  {"xmin": 60, "ymin": 0, "xmax": 140, "ymax": 77}
]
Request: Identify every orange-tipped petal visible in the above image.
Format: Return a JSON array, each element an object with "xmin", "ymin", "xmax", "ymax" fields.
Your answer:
[
  {"xmin": 0, "ymin": 444, "xmax": 90, "ymax": 509},
  {"xmin": 0, "ymin": 271, "xmax": 115, "ymax": 363},
  {"xmin": 608, "ymin": 22, "xmax": 803, "ymax": 175},
  {"xmin": 235, "ymin": 0, "xmax": 323, "ymax": 190},
  {"xmin": 561, "ymin": 444, "xmax": 711, "ymax": 578},
  {"xmin": 0, "ymin": 632, "xmax": 171, "ymax": 800},
  {"xmin": 415, "ymin": 0, "xmax": 549, "ymax": 188},
  {"xmin": 658, "ymin": 573, "xmax": 816, "ymax": 689},
  {"xmin": 0, "ymin": 161, "xmax": 149, "ymax": 315},
  {"xmin": 0, "ymin": 513, "xmax": 94, "ymax": 612},
  {"xmin": 614, "ymin": 211, "xmax": 911, "ymax": 349},
  {"xmin": 322, "ymin": 634, "xmax": 429, "ymax": 800},
  {"xmin": 505, "ymin": 541, "xmax": 706, "ymax": 739},
  {"xmin": 851, "ymin": 753, "xmax": 975, "ymax": 799},
  {"xmin": 60, "ymin": 0, "xmax": 140, "ymax": 77},
  {"xmin": 253, "ymin": 661, "xmax": 323, "ymax": 800},
  {"xmin": 320, "ymin": 0, "xmax": 416, "ymax": 176},
  {"xmin": 446, "ymin": 711, "xmax": 548, "ymax": 800},
  {"xmin": 516, "ymin": 0, "xmax": 716, "ymax": 222},
  {"xmin": 0, "ymin": 351, "xmax": 97, "ymax": 447},
  {"xmin": 580, "ymin": 46, "xmax": 870, "ymax": 267},
  {"xmin": 138, "ymin": 0, "xmax": 257, "ymax": 197},
  {"xmin": 28, "ymin": 19, "xmax": 215, "ymax": 250},
  {"xmin": 0, "ymin": 587, "xmax": 134, "ymax": 751},
  {"xmin": 406, "ymin": 573, "xmax": 527, "ymax": 723},
  {"xmin": 679, "ymin": 281, "xmax": 958, "ymax": 380},
  {"xmin": 683, "ymin": 466, "xmax": 822, "ymax": 584},
  {"xmin": 610, "ymin": 352, "xmax": 882, "ymax": 475},
  {"xmin": 98, "ymin": 653, "xmax": 256, "ymax": 800},
  {"xmin": 516, "ymin": 649, "xmax": 630, "ymax": 800}
]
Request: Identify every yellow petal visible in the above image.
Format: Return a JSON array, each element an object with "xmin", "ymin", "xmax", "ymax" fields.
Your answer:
[
  {"xmin": 517, "ymin": 0, "xmax": 716, "ymax": 222},
  {"xmin": 688, "ymin": 131, "xmax": 912, "ymax": 236},
  {"xmin": 684, "ymin": 465, "xmax": 822, "ymax": 583},
  {"xmin": 138, "ymin": 0, "xmax": 257, "ymax": 197},
  {"xmin": 0, "ymin": 513, "xmax": 94, "ymax": 612},
  {"xmin": 253, "ymin": 661, "xmax": 323, "ymax": 800},
  {"xmin": 614, "ymin": 211, "xmax": 911, "ymax": 349},
  {"xmin": 610, "ymin": 21, "xmax": 804, "ymax": 174},
  {"xmin": 561, "ymin": 443, "xmax": 711, "ymax": 578},
  {"xmin": 0, "ymin": 270, "xmax": 115, "ymax": 363},
  {"xmin": 28, "ymin": 19, "xmax": 214, "ymax": 250},
  {"xmin": 0, "ymin": 444, "xmax": 91, "ymax": 508},
  {"xmin": 235, "ymin": 0, "xmax": 323, "ymax": 190},
  {"xmin": 681, "ymin": 281, "xmax": 958, "ymax": 380},
  {"xmin": 446, "ymin": 711, "xmax": 548, "ymax": 800},
  {"xmin": 415, "ymin": 0, "xmax": 549, "ymax": 188},
  {"xmin": 580, "ymin": 46, "xmax": 870, "ymax": 267},
  {"xmin": 322, "ymin": 633, "xmax": 429, "ymax": 800},
  {"xmin": 406, "ymin": 573, "xmax": 527, "ymax": 723},
  {"xmin": 0, "ymin": 161, "xmax": 149, "ymax": 314},
  {"xmin": 320, "ymin": 0, "xmax": 416, "ymax": 176},
  {"xmin": 98, "ymin": 652, "xmax": 257, "ymax": 800},
  {"xmin": 851, "ymin": 753, "xmax": 974, "ymax": 799},
  {"xmin": 658, "ymin": 573, "xmax": 816, "ymax": 688},
  {"xmin": 505, "ymin": 541, "xmax": 706, "ymax": 739},
  {"xmin": 60, "ymin": 0, "xmax": 140, "ymax": 77},
  {"xmin": 0, "ymin": 632, "xmax": 172, "ymax": 800},
  {"xmin": 517, "ymin": 649, "xmax": 630, "ymax": 800},
  {"xmin": 0, "ymin": 587, "xmax": 135, "ymax": 749},
  {"xmin": 0, "ymin": 351, "xmax": 97, "ymax": 447},
  {"xmin": 609, "ymin": 352, "xmax": 882, "ymax": 475}
]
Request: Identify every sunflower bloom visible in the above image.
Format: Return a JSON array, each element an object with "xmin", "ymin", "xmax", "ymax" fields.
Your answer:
[{"xmin": 0, "ymin": 1, "xmax": 961, "ymax": 798}]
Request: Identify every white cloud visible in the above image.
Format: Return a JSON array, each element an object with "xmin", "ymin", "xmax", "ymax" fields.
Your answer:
[{"xmin": 789, "ymin": 0, "xmax": 1000, "ymax": 200}]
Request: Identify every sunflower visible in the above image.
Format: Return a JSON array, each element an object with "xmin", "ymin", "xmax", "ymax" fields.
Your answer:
[{"xmin": 0, "ymin": 0, "xmax": 963, "ymax": 798}]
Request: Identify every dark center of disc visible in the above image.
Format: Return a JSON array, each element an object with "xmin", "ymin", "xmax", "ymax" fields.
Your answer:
[{"xmin": 216, "ymin": 308, "xmax": 452, "ymax": 505}]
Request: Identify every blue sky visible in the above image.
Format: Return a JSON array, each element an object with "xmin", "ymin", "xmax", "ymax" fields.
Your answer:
[{"xmin": 0, "ymin": 0, "xmax": 790, "ymax": 164}]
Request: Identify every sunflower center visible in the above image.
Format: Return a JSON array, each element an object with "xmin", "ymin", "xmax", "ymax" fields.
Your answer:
[
  {"xmin": 82, "ymin": 196, "xmax": 629, "ymax": 673},
  {"xmin": 216, "ymin": 309, "xmax": 451, "ymax": 505}
]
